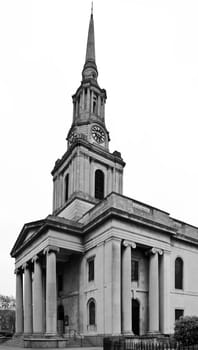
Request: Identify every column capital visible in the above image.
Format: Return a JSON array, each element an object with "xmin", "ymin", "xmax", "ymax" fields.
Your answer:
[
  {"xmin": 123, "ymin": 240, "xmax": 136, "ymax": 249},
  {"xmin": 146, "ymin": 247, "xmax": 163, "ymax": 256},
  {"xmin": 32, "ymin": 255, "xmax": 40, "ymax": 263},
  {"xmin": 43, "ymin": 246, "xmax": 60, "ymax": 255},
  {"xmin": 14, "ymin": 267, "xmax": 23, "ymax": 274},
  {"xmin": 22, "ymin": 262, "xmax": 30, "ymax": 271}
]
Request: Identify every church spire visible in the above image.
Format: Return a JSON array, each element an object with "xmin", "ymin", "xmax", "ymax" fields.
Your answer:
[
  {"xmin": 82, "ymin": 6, "xmax": 98, "ymax": 81},
  {"xmin": 67, "ymin": 7, "xmax": 109, "ymax": 150}
]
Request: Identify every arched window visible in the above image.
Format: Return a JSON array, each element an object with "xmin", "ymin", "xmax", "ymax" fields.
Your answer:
[
  {"xmin": 65, "ymin": 174, "xmax": 69, "ymax": 202},
  {"xmin": 88, "ymin": 299, "xmax": 96, "ymax": 325},
  {"xmin": 175, "ymin": 257, "xmax": 183, "ymax": 289},
  {"xmin": 95, "ymin": 169, "xmax": 104, "ymax": 200}
]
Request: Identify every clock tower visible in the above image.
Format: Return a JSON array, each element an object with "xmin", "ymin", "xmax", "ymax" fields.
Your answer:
[{"xmin": 51, "ymin": 9, "xmax": 125, "ymax": 220}]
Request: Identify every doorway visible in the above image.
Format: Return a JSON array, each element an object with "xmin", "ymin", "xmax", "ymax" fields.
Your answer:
[
  {"xmin": 132, "ymin": 299, "xmax": 140, "ymax": 335},
  {"xmin": 57, "ymin": 304, "xmax": 64, "ymax": 334}
]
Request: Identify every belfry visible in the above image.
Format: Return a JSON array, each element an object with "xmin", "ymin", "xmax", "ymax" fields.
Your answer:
[{"xmin": 11, "ymin": 7, "xmax": 198, "ymax": 347}]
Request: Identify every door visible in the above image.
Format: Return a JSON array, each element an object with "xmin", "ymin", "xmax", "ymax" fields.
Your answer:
[{"xmin": 132, "ymin": 299, "xmax": 140, "ymax": 335}]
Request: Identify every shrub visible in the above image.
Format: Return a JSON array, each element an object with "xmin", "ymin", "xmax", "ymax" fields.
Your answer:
[{"xmin": 174, "ymin": 316, "xmax": 198, "ymax": 345}]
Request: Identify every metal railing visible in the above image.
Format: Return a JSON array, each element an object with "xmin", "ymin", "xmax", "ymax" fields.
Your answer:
[{"xmin": 104, "ymin": 338, "xmax": 198, "ymax": 350}]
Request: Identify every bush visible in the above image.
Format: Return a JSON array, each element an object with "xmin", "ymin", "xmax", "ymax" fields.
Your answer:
[{"xmin": 174, "ymin": 316, "xmax": 198, "ymax": 345}]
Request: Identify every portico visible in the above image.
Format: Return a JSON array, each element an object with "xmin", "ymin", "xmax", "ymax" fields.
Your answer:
[
  {"xmin": 13, "ymin": 202, "xmax": 173, "ymax": 338},
  {"xmin": 14, "ymin": 245, "xmax": 62, "ymax": 336}
]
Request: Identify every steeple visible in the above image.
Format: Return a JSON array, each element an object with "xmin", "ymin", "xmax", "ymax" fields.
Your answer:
[
  {"xmin": 82, "ymin": 7, "xmax": 98, "ymax": 81},
  {"xmin": 67, "ymin": 7, "xmax": 109, "ymax": 149},
  {"xmin": 51, "ymin": 8, "xmax": 125, "ymax": 218}
]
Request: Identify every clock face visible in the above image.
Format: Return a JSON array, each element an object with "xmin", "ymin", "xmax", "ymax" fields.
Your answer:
[{"xmin": 91, "ymin": 125, "xmax": 105, "ymax": 144}]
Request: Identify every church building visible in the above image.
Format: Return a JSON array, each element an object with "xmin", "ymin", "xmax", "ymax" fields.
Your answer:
[{"xmin": 11, "ymin": 9, "xmax": 198, "ymax": 345}]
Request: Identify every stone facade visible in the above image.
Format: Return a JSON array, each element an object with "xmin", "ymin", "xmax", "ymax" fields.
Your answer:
[{"xmin": 11, "ymin": 9, "xmax": 198, "ymax": 345}]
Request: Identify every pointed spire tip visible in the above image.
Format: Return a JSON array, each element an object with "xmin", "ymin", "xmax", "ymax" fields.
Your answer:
[{"xmin": 91, "ymin": 2, "xmax": 93, "ymax": 16}]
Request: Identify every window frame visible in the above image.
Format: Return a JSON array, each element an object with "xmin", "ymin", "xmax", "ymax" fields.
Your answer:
[
  {"xmin": 175, "ymin": 257, "xmax": 183, "ymax": 290},
  {"xmin": 175, "ymin": 308, "xmax": 184, "ymax": 321},
  {"xmin": 131, "ymin": 259, "xmax": 139, "ymax": 282},
  {"xmin": 65, "ymin": 173, "xmax": 69, "ymax": 202},
  {"xmin": 87, "ymin": 256, "xmax": 95, "ymax": 282},
  {"xmin": 87, "ymin": 298, "xmax": 96, "ymax": 326},
  {"xmin": 95, "ymin": 169, "xmax": 104, "ymax": 200}
]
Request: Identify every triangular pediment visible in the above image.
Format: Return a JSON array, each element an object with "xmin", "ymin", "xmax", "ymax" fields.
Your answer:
[{"xmin": 10, "ymin": 215, "xmax": 83, "ymax": 258}]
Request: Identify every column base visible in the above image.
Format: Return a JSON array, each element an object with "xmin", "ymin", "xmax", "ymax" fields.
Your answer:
[
  {"xmin": 147, "ymin": 331, "xmax": 161, "ymax": 337},
  {"xmin": 14, "ymin": 332, "xmax": 23, "ymax": 336},
  {"xmin": 31, "ymin": 332, "xmax": 44, "ymax": 337},
  {"xmin": 24, "ymin": 332, "xmax": 33, "ymax": 336},
  {"xmin": 45, "ymin": 332, "xmax": 58, "ymax": 337},
  {"xmin": 122, "ymin": 331, "xmax": 134, "ymax": 336}
]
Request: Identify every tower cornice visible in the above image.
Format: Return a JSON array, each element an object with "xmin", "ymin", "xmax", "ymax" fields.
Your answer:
[{"xmin": 51, "ymin": 138, "xmax": 125, "ymax": 176}]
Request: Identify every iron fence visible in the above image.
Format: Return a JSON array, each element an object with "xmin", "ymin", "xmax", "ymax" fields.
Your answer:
[{"xmin": 104, "ymin": 338, "xmax": 198, "ymax": 350}]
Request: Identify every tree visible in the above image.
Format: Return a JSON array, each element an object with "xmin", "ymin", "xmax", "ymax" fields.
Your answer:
[
  {"xmin": 0, "ymin": 295, "xmax": 16, "ymax": 310},
  {"xmin": 174, "ymin": 316, "xmax": 198, "ymax": 345}
]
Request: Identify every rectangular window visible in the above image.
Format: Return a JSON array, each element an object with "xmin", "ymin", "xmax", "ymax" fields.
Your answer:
[
  {"xmin": 131, "ymin": 260, "xmax": 139, "ymax": 282},
  {"xmin": 175, "ymin": 309, "xmax": 184, "ymax": 321},
  {"xmin": 88, "ymin": 258, "xmax": 95, "ymax": 282}
]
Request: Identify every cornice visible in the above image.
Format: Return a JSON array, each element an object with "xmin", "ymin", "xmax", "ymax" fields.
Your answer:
[
  {"xmin": 11, "ymin": 215, "xmax": 83, "ymax": 258},
  {"xmin": 51, "ymin": 138, "xmax": 125, "ymax": 175},
  {"xmin": 12, "ymin": 194, "xmax": 198, "ymax": 259}
]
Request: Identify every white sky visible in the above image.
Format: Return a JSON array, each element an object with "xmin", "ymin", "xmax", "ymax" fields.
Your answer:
[{"xmin": 1, "ymin": 0, "xmax": 198, "ymax": 296}]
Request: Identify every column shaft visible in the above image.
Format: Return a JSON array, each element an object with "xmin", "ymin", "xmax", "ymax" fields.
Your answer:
[
  {"xmin": 15, "ymin": 270, "xmax": 24, "ymax": 334},
  {"xmin": 24, "ymin": 265, "xmax": 33, "ymax": 334},
  {"xmin": 104, "ymin": 239, "xmax": 121, "ymax": 335},
  {"xmin": 159, "ymin": 252, "xmax": 170, "ymax": 333},
  {"xmin": 46, "ymin": 249, "xmax": 58, "ymax": 335},
  {"xmin": 122, "ymin": 245, "xmax": 132, "ymax": 333},
  {"xmin": 112, "ymin": 239, "xmax": 121, "ymax": 334},
  {"xmin": 149, "ymin": 251, "xmax": 159, "ymax": 333},
  {"xmin": 32, "ymin": 257, "xmax": 43, "ymax": 333}
]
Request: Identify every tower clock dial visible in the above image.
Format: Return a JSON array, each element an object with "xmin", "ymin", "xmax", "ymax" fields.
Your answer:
[{"xmin": 91, "ymin": 125, "xmax": 105, "ymax": 144}]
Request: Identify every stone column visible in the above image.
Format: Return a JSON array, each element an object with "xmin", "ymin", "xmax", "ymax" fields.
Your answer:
[
  {"xmin": 90, "ymin": 90, "xmax": 93, "ymax": 113},
  {"xmin": 104, "ymin": 238, "xmax": 121, "ymax": 335},
  {"xmin": 32, "ymin": 255, "xmax": 43, "ymax": 334},
  {"xmin": 15, "ymin": 268, "xmax": 24, "ymax": 334},
  {"xmin": 148, "ymin": 248, "xmax": 163, "ymax": 334},
  {"xmin": 75, "ymin": 100, "xmax": 78, "ymax": 118},
  {"xmin": 82, "ymin": 89, "xmax": 85, "ymax": 110},
  {"xmin": 87, "ymin": 88, "xmax": 90, "ymax": 111},
  {"xmin": 98, "ymin": 95, "xmax": 101, "ymax": 116},
  {"xmin": 44, "ymin": 246, "xmax": 60, "ymax": 335},
  {"xmin": 23, "ymin": 263, "xmax": 33, "ymax": 334},
  {"xmin": 122, "ymin": 241, "xmax": 136, "ymax": 334},
  {"xmin": 112, "ymin": 239, "xmax": 121, "ymax": 334},
  {"xmin": 72, "ymin": 100, "xmax": 75, "ymax": 121},
  {"xmin": 159, "ymin": 251, "xmax": 170, "ymax": 334}
]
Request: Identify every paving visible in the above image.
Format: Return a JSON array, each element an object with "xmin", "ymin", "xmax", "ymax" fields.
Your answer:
[{"xmin": 0, "ymin": 346, "xmax": 103, "ymax": 350}]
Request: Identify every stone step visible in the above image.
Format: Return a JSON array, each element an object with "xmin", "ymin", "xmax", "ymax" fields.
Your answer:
[{"xmin": 2, "ymin": 335, "xmax": 24, "ymax": 347}]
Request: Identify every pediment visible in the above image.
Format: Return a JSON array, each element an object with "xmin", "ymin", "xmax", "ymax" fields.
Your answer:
[
  {"xmin": 10, "ymin": 219, "xmax": 45, "ymax": 257},
  {"xmin": 10, "ymin": 215, "xmax": 83, "ymax": 258}
]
